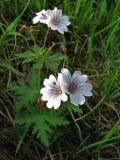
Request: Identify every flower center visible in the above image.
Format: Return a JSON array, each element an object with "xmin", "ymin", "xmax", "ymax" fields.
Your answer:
[
  {"xmin": 68, "ymin": 82, "xmax": 77, "ymax": 93},
  {"xmin": 50, "ymin": 84, "xmax": 62, "ymax": 96},
  {"xmin": 51, "ymin": 16, "xmax": 60, "ymax": 25},
  {"xmin": 41, "ymin": 13, "xmax": 47, "ymax": 19}
]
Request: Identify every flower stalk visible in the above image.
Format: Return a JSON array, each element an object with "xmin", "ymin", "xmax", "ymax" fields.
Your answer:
[{"xmin": 43, "ymin": 27, "xmax": 51, "ymax": 48}]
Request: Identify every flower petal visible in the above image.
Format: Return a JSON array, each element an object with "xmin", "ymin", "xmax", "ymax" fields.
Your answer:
[
  {"xmin": 80, "ymin": 83, "xmax": 93, "ymax": 90},
  {"xmin": 81, "ymin": 75, "xmax": 88, "ymax": 83},
  {"xmin": 43, "ymin": 78, "xmax": 52, "ymax": 87},
  {"xmin": 72, "ymin": 71, "xmax": 88, "ymax": 85},
  {"xmin": 72, "ymin": 71, "xmax": 81, "ymax": 81},
  {"xmin": 61, "ymin": 93, "xmax": 68, "ymax": 101},
  {"xmin": 79, "ymin": 89, "xmax": 93, "ymax": 97},
  {"xmin": 53, "ymin": 98, "xmax": 61, "ymax": 109},
  {"xmin": 41, "ymin": 92, "xmax": 51, "ymax": 101},
  {"xmin": 47, "ymin": 97, "xmax": 61, "ymax": 109},
  {"xmin": 47, "ymin": 98, "xmax": 54, "ymax": 108},
  {"xmin": 70, "ymin": 93, "xmax": 85, "ymax": 106},
  {"xmin": 40, "ymin": 87, "xmax": 51, "ymax": 101},
  {"xmin": 48, "ymin": 23, "xmax": 58, "ymax": 30},
  {"xmin": 61, "ymin": 16, "xmax": 71, "ymax": 25},
  {"xmin": 53, "ymin": 7, "xmax": 62, "ymax": 18},
  {"xmin": 33, "ymin": 16, "xmax": 40, "ymax": 24},
  {"xmin": 43, "ymin": 74, "xmax": 56, "ymax": 87},
  {"xmin": 58, "ymin": 25, "xmax": 68, "ymax": 33},
  {"xmin": 49, "ymin": 75, "xmax": 56, "ymax": 82},
  {"xmin": 61, "ymin": 68, "xmax": 71, "ymax": 83},
  {"xmin": 40, "ymin": 87, "xmax": 47, "ymax": 94}
]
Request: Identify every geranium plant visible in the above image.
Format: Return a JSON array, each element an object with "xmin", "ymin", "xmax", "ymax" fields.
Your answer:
[{"xmin": 11, "ymin": 7, "xmax": 93, "ymax": 147}]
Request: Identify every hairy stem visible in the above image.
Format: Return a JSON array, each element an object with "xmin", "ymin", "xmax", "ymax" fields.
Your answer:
[{"xmin": 43, "ymin": 27, "xmax": 51, "ymax": 48}]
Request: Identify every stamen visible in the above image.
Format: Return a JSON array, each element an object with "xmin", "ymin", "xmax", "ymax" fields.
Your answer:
[
  {"xmin": 50, "ymin": 85, "xmax": 62, "ymax": 96},
  {"xmin": 68, "ymin": 82, "xmax": 77, "ymax": 93},
  {"xmin": 51, "ymin": 16, "xmax": 60, "ymax": 25},
  {"xmin": 41, "ymin": 13, "xmax": 47, "ymax": 19}
]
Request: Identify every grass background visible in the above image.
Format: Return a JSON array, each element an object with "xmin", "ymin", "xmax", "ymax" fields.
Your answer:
[{"xmin": 0, "ymin": 0, "xmax": 120, "ymax": 159}]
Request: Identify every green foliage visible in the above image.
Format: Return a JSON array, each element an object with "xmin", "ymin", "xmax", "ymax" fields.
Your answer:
[
  {"xmin": 11, "ymin": 71, "xmax": 40, "ymax": 112},
  {"xmin": 0, "ymin": 60, "xmax": 23, "ymax": 77},
  {"xmin": 1, "ymin": 0, "xmax": 120, "ymax": 159},
  {"xmin": 65, "ymin": 102, "xmax": 83, "ymax": 113},
  {"xmin": 75, "ymin": 135, "xmax": 120, "ymax": 157},
  {"xmin": 16, "ymin": 45, "xmax": 68, "ymax": 72},
  {"xmin": 0, "ymin": 0, "xmax": 30, "ymax": 43},
  {"xmin": 11, "ymin": 71, "xmax": 69, "ymax": 146},
  {"xmin": 16, "ymin": 110, "xmax": 69, "ymax": 146},
  {"xmin": 97, "ymin": 118, "xmax": 120, "ymax": 149},
  {"xmin": 0, "ymin": 15, "xmax": 21, "ymax": 43}
]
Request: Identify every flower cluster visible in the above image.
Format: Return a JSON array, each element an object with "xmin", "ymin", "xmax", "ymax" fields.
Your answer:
[
  {"xmin": 40, "ymin": 68, "xmax": 93, "ymax": 109},
  {"xmin": 33, "ymin": 7, "xmax": 71, "ymax": 34}
]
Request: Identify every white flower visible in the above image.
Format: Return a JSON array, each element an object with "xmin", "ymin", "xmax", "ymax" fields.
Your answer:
[
  {"xmin": 47, "ymin": 7, "xmax": 71, "ymax": 34},
  {"xmin": 33, "ymin": 7, "xmax": 71, "ymax": 34},
  {"xmin": 40, "ymin": 74, "xmax": 68, "ymax": 109},
  {"xmin": 59, "ymin": 68, "xmax": 93, "ymax": 106},
  {"xmin": 33, "ymin": 9, "xmax": 52, "ymax": 24}
]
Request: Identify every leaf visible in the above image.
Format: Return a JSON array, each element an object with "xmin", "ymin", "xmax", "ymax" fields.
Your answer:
[
  {"xmin": 16, "ymin": 110, "xmax": 69, "ymax": 146},
  {"xmin": 16, "ymin": 45, "xmax": 67, "ymax": 72},
  {"xmin": 0, "ymin": 61, "xmax": 24, "ymax": 77},
  {"xmin": 75, "ymin": 136, "xmax": 120, "ymax": 156},
  {"xmin": 0, "ymin": 0, "xmax": 30, "ymax": 43},
  {"xmin": 97, "ymin": 118, "xmax": 120, "ymax": 150},
  {"xmin": 10, "ymin": 71, "xmax": 40, "ymax": 111},
  {"xmin": 16, "ymin": 125, "xmax": 30, "ymax": 154},
  {"xmin": 66, "ymin": 102, "xmax": 83, "ymax": 113},
  {"xmin": 33, "ymin": 59, "xmax": 44, "ymax": 69},
  {"xmin": 33, "ymin": 121, "xmax": 52, "ymax": 146},
  {"xmin": 45, "ymin": 53, "xmax": 67, "ymax": 72},
  {"xmin": 0, "ymin": 15, "xmax": 21, "ymax": 43}
]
